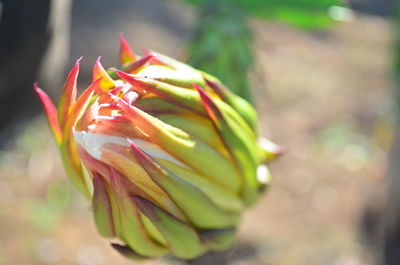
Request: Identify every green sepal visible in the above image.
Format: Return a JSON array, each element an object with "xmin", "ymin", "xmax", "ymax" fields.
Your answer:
[
  {"xmin": 117, "ymin": 99, "xmax": 242, "ymax": 193},
  {"xmin": 92, "ymin": 172, "xmax": 115, "ymax": 237},
  {"xmin": 195, "ymin": 84, "xmax": 260, "ymax": 206},
  {"xmin": 205, "ymin": 77, "xmax": 258, "ymax": 133},
  {"xmin": 109, "ymin": 168, "xmax": 168, "ymax": 257},
  {"xmin": 111, "ymin": 243, "xmax": 149, "ymax": 261},
  {"xmin": 129, "ymin": 141, "xmax": 240, "ymax": 229},
  {"xmin": 199, "ymin": 228, "xmax": 236, "ymax": 251},
  {"xmin": 137, "ymin": 64, "xmax": 206, "ymax": 88},
  {"xmin": 134, "ymin": 196, "xmax": 206, "ymax": 259}
]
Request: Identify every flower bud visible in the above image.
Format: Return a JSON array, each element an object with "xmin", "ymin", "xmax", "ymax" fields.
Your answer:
[{"xmin": 34, "ymin": 34, "xmax": 281, "ymax": 259}]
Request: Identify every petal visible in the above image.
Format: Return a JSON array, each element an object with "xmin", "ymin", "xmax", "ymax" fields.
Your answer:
[
  {"xmin": 129, "ymin": 141, "xmax": 240, "ymax": 229},
  {"xmin": 119, "ymin": 33, "xmax": 137, "ymax": 64},
  {"xmin": 57, "ymin": 57, "xmax": 81, "ymax": 128},
  {"xmin": 109, "ymin": 168, "xmax": 168, "ymax": 257},
  {"xmin": 93, "ymin": 57, "xmax": 117, "ymax": 91},
  {"xmin": 205, "ymin": 78, "xmax": 258, "ymax": 132},
  {"xmin": 117, "ymin": 99, "xmax": 241, "ymax": 193},
  {"xmin": 92, "ymin": 172, "xmax": 115, "ymax": 237},
  {"xmin": 33, "ymin": 83, "xmax": 62, "ymax": 144},
  {"xmin": 62, "ymin": 78, "xmax": 100, "ymax": 137},
  {"xmin": 113, "ymin": 70, "xmax": 206, "ymax": 115},
  {"xmin": 195, "ymin": 84, "xmax": 260, "ymax": 206},
  {"xmin": 134, "ymin": 196, "xmax": 206, "ymax": 259}
]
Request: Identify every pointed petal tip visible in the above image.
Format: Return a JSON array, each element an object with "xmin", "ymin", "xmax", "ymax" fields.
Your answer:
[
  {"xmin": 119, "ymin": 33, "xmax": 136, "ymax": 64},
  {"xmin": 131, "ymin": 194, "xmax": 149, "ymax": 210},
  {"xmin": 33, "ymin": 82, "xmax": 40, "ymax": 91},
  {"xmin": 33, "ymin": 83, "xmax": 46, "ymax": 99},
  {"xmin": 143, "ymin": 48, "xmax": 152, "ymax": 56},
  {"xmin": 272, "ymin": 145, "xmax": 286, "ymax": 158},
  {"xmin": 131, "ymin": 195, "xmax": 161, "ymax": 223},
  {"xmin": 76, "ymin": 56, "xmax": 83, "ymax": 65},
  {"xmin": 119, "ymin": 32, "xmax": 126, "ymax": 41},
  {"xmin": 128, "ymin": 138, "xmax": 141, "ymax": 153},
  {"xmin": 192, "ymin": 82, "xmax": 202, "ymax": 91},
  {"xmin": 193, "ymin": 82, "xmax": 224, "ymax": 123},
  {"xmin": 113, "ymin": 69, "xmax": 140, "ymax": 81},
  {"xmin": 192, "ymin": 83, "xmax": 209, "ymax": 103},
  {"xmin": 111, "ymin": 243, "xmax": 148, "ymax": 260},
  {"xmin": 34, "ymin": 82, "xmax": 62, "ymax": 143},
  {"xmin": 259, "ymin": 138, "xmax": 286, "ymax": 161}
]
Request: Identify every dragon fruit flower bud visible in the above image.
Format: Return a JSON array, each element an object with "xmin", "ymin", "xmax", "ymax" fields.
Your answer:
[{"xmin": 34, "ymin": 34, "xmax": 281, "ymax": 260}]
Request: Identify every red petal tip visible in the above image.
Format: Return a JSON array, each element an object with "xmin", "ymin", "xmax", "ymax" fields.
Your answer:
[
  {"xmin": 76, "ymin": 56, "xmax": 83, "ymax": 64},
  {"xmin": 143, "ymin": 48, "xmax": 152, "ymax": 56},
  {"xmin": 113, "ymin": 69, "xmax": 134, "ymax": 80},
  {"xmin": 193, "ymin": 83, "xmax": 223, "ymax": 122},
  {"xmin": 119, "ymin": 32, "xmax": 125, "ymax": 40},
  {"xmin": 119, "ymin": 34, "xmax": 136, "ymax": 64},
  {"xmin": 192, "ymin": 83, "xmax": 203, "ymax": 94},
  {"xmin": 128, "ymin": 139, "xmax": 140, "ymax": 151},
  {"xmin": 33, "ymin": 82, "xmax": 39, "ymax": 91},
  {"xmin": 34, "ymin": 82, "xmax": 62, "ymax": 143}
]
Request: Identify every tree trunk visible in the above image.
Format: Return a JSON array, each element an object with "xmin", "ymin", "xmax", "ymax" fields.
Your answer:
[{"xmin": 0, "ymin": 0, "xmax": 71, "ymax": 145}]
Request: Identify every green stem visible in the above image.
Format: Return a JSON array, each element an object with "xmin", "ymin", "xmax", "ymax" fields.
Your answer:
[{"xmin": 187, "ymin": 0, "xmax": 254, "ymax": 103}]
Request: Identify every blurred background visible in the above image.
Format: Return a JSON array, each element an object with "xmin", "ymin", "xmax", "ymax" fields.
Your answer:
[{"xmin": 0, "ymin": 0, "xmax": 397, "ymax": 264}]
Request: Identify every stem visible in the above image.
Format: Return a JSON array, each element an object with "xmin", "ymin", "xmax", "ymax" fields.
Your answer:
[{"xmin": 187, "ymin": 0, "xmax": 254, "ymax": 103}]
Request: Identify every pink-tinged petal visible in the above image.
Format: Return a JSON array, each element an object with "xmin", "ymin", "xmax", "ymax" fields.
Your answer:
[
  {"xmin": 133, "ymin": 196, "xmax": 206, "ymax": 259},
  {"xmin": 205, "ymin": 77, "xmax": 258, "ymax": 132},
  {"xmin": 123, "ymin": 91, "xmax": 139, "ymax": 106},
  {"xmin": 113, "ymin": 70, "xmax": 204, "ymax": 115},
  {"xmin": 204, "ymin": 78, "xmax": 231, "ymax": 103},
  {"xmin": 144, "ymin": 49, "xmax": 187, "ymax": 70},
  {"xmin": 193, "ymin": 83, "xmax": 223, "ymax": 124},
  {"xmin": 34, "ymin": 83, "xmax": 62, "ymax": 144},
  {"xmin": 108, "ymin": 167, "xmax": 168, "ymax": 257},
  {"xmin": 111, "ymin": 70, "xmax": 149, "ymax": 96},
  {"xmin": 122, "ymin": 55, "xmax": 153, "ymax": 74},
  {"xmin": 258, "ymin": 138, "xmax": 285, "ymax": 162},
  {"xmin": 114, "ymin": 96, "xmax": 173, "ymax": 141},
  {"xmin": 109, "ymin": 85, "xmax": 125, "ymax": 96},
  {"xmin": 129, "ymin": 141, "xmax": 239, "ymax": 229},
  {"xmin": 134, "ymin": 96, "xmax": 189, "ymax": 115},
  {"xmin": 101, "ymin": 143, "xmax": 166, "ymax": 197},
  {"xmin": 77, "ymin": 147, "xmax": 112, "ymax": 180},
  {"xmin": 119, "ymin": 33, "xmax": 137, "ymax": 64},
  {"xmin": 93, "ymin": 57, "xmax": 116, "ymax": 91},
  {"xmin": 194, "ymin": 83, "xmax": 259, "ymax": 206},
  {"xmin": 57, "ymin": 57, "xmax": 82, "ymax": 128},
  {"xmin": 144, "ymin": 49, "xmax": 168, "ymax": 67},
  {"xmin": 100, "ymin": 142, "xmax": 186, "ymax": 222},
  {"xmin": 62, "ymin": 78, "xmax": 100, "ymax": 137},
  {"xmin": 116, "ymin": 97, "xmax": 241, "ymax": 192},
  {"xmin": 60, "ymin": 139, "xmax": 91, "ymax": 198},
  {"xmin": 93, "ymin": 118, "xmax": 146, "ymax": 139},
  {"xmin": 92, "ymin": 171, "xmax": 115, "ymax": 237}
]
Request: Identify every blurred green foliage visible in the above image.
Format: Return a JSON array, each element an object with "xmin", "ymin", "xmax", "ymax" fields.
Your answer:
[
  {"xmin": 184, "ymin": 0, "xmax": 343, "ymax": 102},
  {"xmin": 187, "ymin": 2, "xmax": 253, "ymax": 101},
  {"xmin": 184, "ymin": 0, "xmax": 343, "ymax": 29}
]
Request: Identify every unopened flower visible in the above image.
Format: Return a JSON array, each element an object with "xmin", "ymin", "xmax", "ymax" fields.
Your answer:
[{"xmin": 34, "ymin": 34, "xmax": 281, "ymax": 260}]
